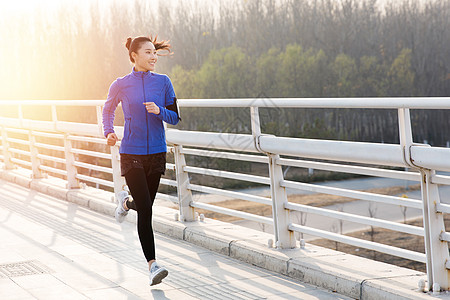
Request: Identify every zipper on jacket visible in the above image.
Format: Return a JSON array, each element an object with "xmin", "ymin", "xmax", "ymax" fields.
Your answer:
[{"xmin": 142, "ymin": 73, "xmax": 149, "ymax": 154}]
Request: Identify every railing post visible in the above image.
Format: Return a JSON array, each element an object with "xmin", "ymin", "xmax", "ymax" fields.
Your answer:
[
  {"xmin": 398, "ymin": 108, "xmax": 414, "ymax": 168},
  {"xmin": 63, "ymin": 133, "xmax": 79, "ymax": 189},
  {"xmin": 250, "ymin": 107, "xmax": 262, "ymax": 151},
  {"xmin": 29, "ymin": 130, "xmax": 43, "ymax": 178},
  {"xmin": 51, "ymin": 105, "xmax": 58, "ymax": 132},
  {"xmin": 96, "ymin": 106, "xmax": 103, "ymax": 137},
  {"xmin": 398, "ymin": 108, "xmax": 433, "ymax": 275},
  {"xmin": 174, "ymin": 144, "xmax": 195, "ymax": 222},
  {"xmin": 18, "ymin": 105, "xmax": 23, "ymax": 128},
  {"xmin": 268, "ymin": 154, "xmax": 296, "ymax": 248},
  {"xmin": 98, "ymin": 102, "xmax": 126, "ymax": 200},
  {"xmin": 1, "ymin": 126, "xmax": 14, "ymax": 169},
  {"xmin": 398, "ymin": 108, "xmax": 449, "ymax": 291},
  {"xmin": 251, "ymin": 106, "xmax": 295, "ymax": 248},
  {"xmin": 110, "ymin": 145, "xmax": 126, "ymax": 202},
  {"xmin": 420, "ymin": 169, "xmax": 450, "ymax": 291}
]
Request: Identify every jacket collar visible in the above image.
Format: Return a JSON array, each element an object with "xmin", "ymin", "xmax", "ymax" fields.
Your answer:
[{"xmin": 131, "ymin": 67, "xmax": 153, "ymax": 78}]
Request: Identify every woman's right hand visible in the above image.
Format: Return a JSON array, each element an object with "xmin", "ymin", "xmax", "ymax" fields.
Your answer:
[{"xmin": 106, "ymin": 133, "xmax": 119, "ymax": 146}]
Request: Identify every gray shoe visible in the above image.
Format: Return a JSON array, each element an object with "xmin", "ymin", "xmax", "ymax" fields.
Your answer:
[
  {"xmin": 149, "ymin": 262, "xmax": 168, "ymax": 286},
  {"xmin": 114, "ymin": 191, "xmax": 129, "ymax": 223}
]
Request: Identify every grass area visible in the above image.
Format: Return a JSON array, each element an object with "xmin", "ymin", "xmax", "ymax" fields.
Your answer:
[
  {"xmin": 310, "ymin": 218, "xmax": 427, "ymax": 272},
  {"xmin": 192, "ymin": 184, "xmax": 421, "ymax": 222},
  {"xmin": 187, "ymin": 183, "xmax": 433, "ymax": 271}
]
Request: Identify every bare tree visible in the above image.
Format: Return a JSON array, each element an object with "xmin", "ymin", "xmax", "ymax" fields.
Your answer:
[
  {"xmin": 292, "ymin": 211, "xmax": 307, "ymax": 242},
  {"xmin": 367, "ymin": 202, "xmax": 377, "ymax": 259},
  {"xmin": 330, "ymin": 223, "xmax": 340, "ymax": 251},
  {"xmin": 330, "ymin": 205, "xmax": 345, "ymax": 251}
]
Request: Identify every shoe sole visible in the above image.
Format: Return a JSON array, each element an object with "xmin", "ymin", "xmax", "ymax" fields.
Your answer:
[{"xmin": 150, "ymin": 269, "xmax": 169, "ymax": 286}]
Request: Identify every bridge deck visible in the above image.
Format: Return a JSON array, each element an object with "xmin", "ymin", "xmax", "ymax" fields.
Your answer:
[{"xmin": 0, "ymin": 179, "xmax": 349, "ymax": 300}]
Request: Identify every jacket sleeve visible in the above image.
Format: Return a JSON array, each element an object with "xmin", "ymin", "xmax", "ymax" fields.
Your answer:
[
  {"xmin": 102, "ymin": 80, "xmax": 121, "ymax": 137},
  {"xmin": 155, "ymin": 76, "xmax": 180, "ymax": 125}
]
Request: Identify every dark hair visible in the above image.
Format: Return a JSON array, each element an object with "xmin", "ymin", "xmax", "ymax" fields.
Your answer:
[{"xmin": 125, "ymin": 36, "xmax": 172, "ymax": 63}]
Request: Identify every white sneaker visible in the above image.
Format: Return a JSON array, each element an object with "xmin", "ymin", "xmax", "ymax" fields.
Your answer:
[
  {"xmin": 114, "ymin": 191, "xmax": 129, "ymax": 223},
  {"xmin": 149, "ymin": 262, "xmax": 168, "ymax": 286}
]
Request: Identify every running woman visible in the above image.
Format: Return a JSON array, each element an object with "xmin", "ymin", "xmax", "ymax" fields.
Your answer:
[{"xmin": 102, "ymin": 36, "xmax": 180, "ymax": 286}]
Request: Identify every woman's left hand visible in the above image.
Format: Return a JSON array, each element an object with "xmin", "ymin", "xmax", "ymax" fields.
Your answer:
[{"xmin": 143, "ymin": 102, "xmax": 160, "ymax": 115}]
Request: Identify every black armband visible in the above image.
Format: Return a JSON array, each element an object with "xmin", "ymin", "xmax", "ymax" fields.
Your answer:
[{"xmin": 166, "ymin": 97, "xmax": 181, "ymax": 121}]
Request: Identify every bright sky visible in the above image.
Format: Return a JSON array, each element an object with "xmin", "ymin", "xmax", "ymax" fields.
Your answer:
[
  {"xmin": 1, "ymin": 0, "xmax": 69, "ymax": 14},
  {"xmin": 0, "ymin": 0, "xmax": 115, "ymax": 18},
  {"xmin": 0, "ymin": 0, "xmax": 426, "ymax": 20},
  {"xmin": 0, "ymin": 0, "xmax": 110, "ymax": 12},
  {"xmin": 0, "ymin": 0, "xmax": 191, "ymax": 15}
]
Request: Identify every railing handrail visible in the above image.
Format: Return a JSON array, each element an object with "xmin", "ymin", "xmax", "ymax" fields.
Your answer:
[
  {"xmin": 1, "ymin": 97, "xmax": 450, "ymax": 109},
  {"xmin": 1, "ymin": 98, "xmax": 449, "ymax": 292}
]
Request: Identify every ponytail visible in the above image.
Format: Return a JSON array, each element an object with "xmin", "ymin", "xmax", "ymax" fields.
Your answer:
[{"xmin": 125, "ymin": 36, "xmax": 172, "ymax": 63}]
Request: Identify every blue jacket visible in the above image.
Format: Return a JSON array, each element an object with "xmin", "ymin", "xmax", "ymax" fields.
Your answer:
[{"xmin": 102, "ymin": 68, "xmax": 180, "ymax": 154}]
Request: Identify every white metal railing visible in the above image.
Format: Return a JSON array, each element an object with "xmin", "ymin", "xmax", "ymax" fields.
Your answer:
[{"xmin": 0, "ymin": 98, "xmax": 450, "ymax": 293}]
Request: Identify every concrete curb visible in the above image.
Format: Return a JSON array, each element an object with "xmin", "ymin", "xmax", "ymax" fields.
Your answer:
[{"xmin": 0, "ymin": 168, "xmax": 436, "ymax": 300}]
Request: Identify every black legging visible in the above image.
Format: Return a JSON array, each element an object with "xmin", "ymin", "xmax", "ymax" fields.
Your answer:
[{"xmin": 124, "ymin": 168, "xmax": 161, "ymax": 262}]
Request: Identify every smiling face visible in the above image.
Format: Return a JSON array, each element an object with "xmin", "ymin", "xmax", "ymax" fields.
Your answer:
[{"xmin": 132, "ymin": 41, "xmax": 157, "ymax": 72}]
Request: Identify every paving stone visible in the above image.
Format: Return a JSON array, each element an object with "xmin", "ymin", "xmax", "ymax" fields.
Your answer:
[{"xmin": 0, "ymin": 178, "xmax": 352, "ymax": 300}]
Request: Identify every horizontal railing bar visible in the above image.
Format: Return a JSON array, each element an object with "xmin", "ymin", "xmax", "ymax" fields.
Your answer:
[
  {"xmin": 166, "ymin": 163, "xmax": 176, "ymax": 171},
  {"xmin": 281, "ymin": 179, "xmax": 422, "ymax": 209},
  {"xmin": 159, "ymin": 178, "xmax": 178, "ymax": 187},
  {"xmin": 431, "ymin": 174, "xmax": 450, "ymax": 185},
  {"xmin": 1, "ymin": 119, "xmax": 56, "ymax": 133},
  {"xmin": 10, "ymin": 157, "xmax": 32, "ymax": 167},
  {"xmin": 34, "ymin": 142, "xmax": 65, "ymax": 152},
  {"xmin": 39, "ymin": 165, "xmax": 67, "ymax": 176},
  {"xmin": 56, "ymin": 121, "xmax": 101, "ymax": 137},
  {"xmin": 436, "ymin": 203, "xmax": 450, "ymax": 214},
  {"xmin": 76, "ymin": 174, "xmax": 114, "ymax": 188},
  {"xmin": 37, "ymin": 154, "xmax": 66, "ymax": 164},
  {"xmin": 1, "ymin": 97, "xmax": 449, "ymax": 109},
  {"xmin": 68, "ymin": 135, "xmax": 106, "ymax": 144},
  {"xmin": 31, "ymin": 131, "xmax": 64, "ymax": 139},
  {"xmin": 0, "ymin": 100, "xmax": 106, "ymax": 106},
  {"xmin": 260, "ymin": 135, "xmax": 405, "ymax": 167},
  {"xmin": 184, "ymin": 166, "xmax": 271, "ymax": 185},
  {"xmin": 181, "ymin": 148, "xmax": 269, "ymax": 163},
  {"xmin": 188, "ymin": 183, "xmax": 272, "ymax": 205},
  {"xmin": 23, "ymin": 120, "xmax": 57, "ymax": 132},
  {"xmin": 9, "ymin": 148, "xmax": 30, "ymax": 156},
  {"xmin": 0, "ymin": 118, "xmax": 124, "ymax": 139},
  {"xmin": 440, "ymin": 232, "xmax": 450, "ymax": 243},
  {"xmin": 73, "ymin": 161, "xmax": 113, "ymax": 174},
  {"xmin": 285, "ymin": 202, "xmax": 423, "ymax": 236},
  {"xmin": 5, "ymin": 127, "xmax": 28, "ymax": 134},
  {"xmin": 277, "ymin": 158, "xmax": 421, "ymax": 182},
  {"xmin": 289, "ymin": 224, "xmax": 426, "ymax": 263},
  {"xmin": 71, "ymin": 148, "xmax": 111, "ymax": 160},
  {"xmin": 191, "ymin": 202, "xmax": 273, "ymax": 225},
  {"xmin": 0, "ymin": 118, "xmax": 25, "ymax": 129},
  {"xmin": 6, "ymin": 137, "xmax": 29, "ymax": 145},
  {"xmin": 411, "ymin": 146, "xmax": 450, "ymax": 172},
  {"xmin": 166, "ymin": 130, "xmax": 258, "ymax": 153},
  {"xmin": 155, "ymin": 193, "xmax": 179, "ymax": 204},
  {"xmin": 176, "ymin": 97, "xmax": 450, "ymax": 109}
]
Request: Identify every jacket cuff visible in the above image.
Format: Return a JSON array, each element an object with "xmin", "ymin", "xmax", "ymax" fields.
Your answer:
[
  {"xmin": 104, "ymin": 130, "xmax": 114, "ymax": 138},
  {"xmin": 155, "ymin": 106, "xmax": 165, "ymax": 120}
]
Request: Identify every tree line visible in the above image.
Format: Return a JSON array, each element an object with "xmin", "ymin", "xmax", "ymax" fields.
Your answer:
[
  {"xmin": 171, "ymin": 43, "xmax": 450, "ymax": 145},
  {"xmin": 0, "ymin": 0, "xmax": 449, "ymax": 145}
]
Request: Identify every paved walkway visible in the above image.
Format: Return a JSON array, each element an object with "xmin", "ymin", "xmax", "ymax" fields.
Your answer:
[{"xmin": 0, "ymin": 180, "xmax": 350, "ymax": 300}]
